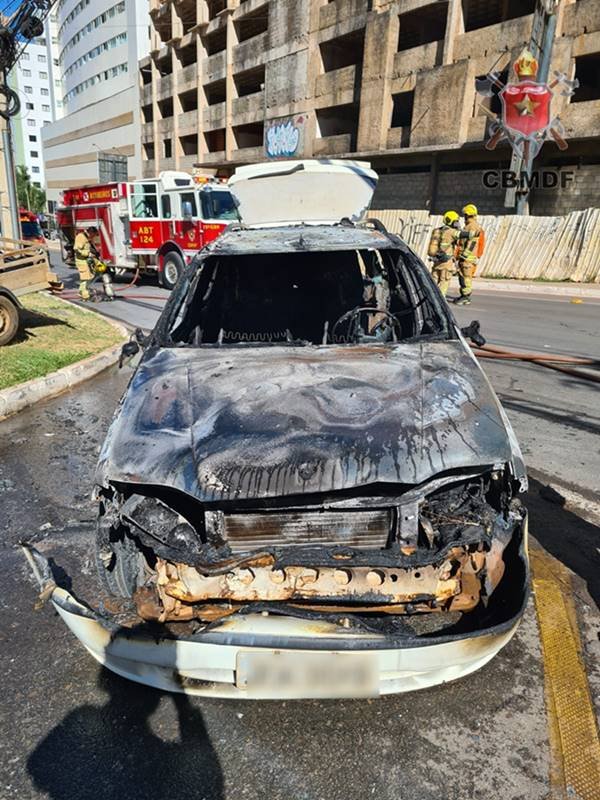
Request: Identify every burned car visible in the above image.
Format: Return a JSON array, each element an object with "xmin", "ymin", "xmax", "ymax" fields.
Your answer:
[{"xmin": 28, "ymin": 162, "xmax": 528, "ymax": 698}]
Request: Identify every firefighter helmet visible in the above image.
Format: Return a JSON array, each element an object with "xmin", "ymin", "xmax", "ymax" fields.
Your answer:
[
  {"xmin": 462, "ymin": 204, "xmax": 478, "ymax": 218},
  {"xmin": 443, "ymin": 210, "xmax": 460, "ymax": 226},
  {"xmin": 514, "ymin": 49, "xmax": 539, "ymax": 80}
]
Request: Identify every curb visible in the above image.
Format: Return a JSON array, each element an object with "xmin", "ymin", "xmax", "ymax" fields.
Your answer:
[
  {"xmin": 476, "ymin": 280, "xmax": 600, "ymax": 299},
  {"xmin": 0, "ymin": 298, "xmax": 128, "ymax": 422}
]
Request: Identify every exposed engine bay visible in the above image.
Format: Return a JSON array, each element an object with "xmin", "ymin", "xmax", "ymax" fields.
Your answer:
[{"xmin": 95, "ymin": 466, "xmax": 526, "ymax": 635}]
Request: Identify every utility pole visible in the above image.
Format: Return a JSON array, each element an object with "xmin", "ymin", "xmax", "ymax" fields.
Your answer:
[
  {"xmin": 505, "ymin": 0, "xmax": 560, "ymax": 214},
  {"xmin": 0, "ymin": 113, "xmax": 19, "ymax": 238}
]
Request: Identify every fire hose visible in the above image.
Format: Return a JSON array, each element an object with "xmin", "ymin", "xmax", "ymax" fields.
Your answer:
[{"xmin": 472, "ymin": 343, "xmax": 600, "ymax": 385}]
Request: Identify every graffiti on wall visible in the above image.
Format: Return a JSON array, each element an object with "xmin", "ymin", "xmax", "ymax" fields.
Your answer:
[{"xmin": 265, "ymin": 115, "xmax": 306, "ymax": 159}]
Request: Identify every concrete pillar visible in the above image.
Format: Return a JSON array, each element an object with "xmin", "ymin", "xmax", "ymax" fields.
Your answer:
[
  {"xmin": 443, "ymin": 0, "xmax": 464, "ymax": 65},
  {"xmin": 225, "ymin": 11, "xmax": 237, "ymax": 160},
  {"xmin": 151, "ymin": 57, "xmax": 160, "ymax": 174},
  {"xmin": 356, "ymin": 7, "xmax": 399, "ymax": 152}
]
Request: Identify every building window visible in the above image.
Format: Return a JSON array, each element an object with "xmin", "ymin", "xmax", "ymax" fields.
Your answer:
[
  {"xmin": 22, "ymin": 69, "xmax": 32, "ymax": 77},
  {"xmin": 204, "ymin": 128, "xmax": 225, "ymax": 153},
  {"xmin": 234, "ymin": 65, "xmax": 265, "ymax": 98},
  {"xmin": 179, "ymin": 134, "xmax": 197, "ymax": 156},
  {"xmin": 143, "ymin": 142, "xmax": 155, "ymax": 161},
  {"xmin": 573, "ymin": 53, "xmax": 600, "ymax": 103},
  {"xmin": 32, "ymin": 166, "xmax": 40, "ymax": 173},
  {"xmin": 461, "ymin": 0, "xmax": 535, "ymax": 32},
  {"xmin": 163, "ymin": 139, "xmax": 172, "ymax": 159},
  {"xmin": 233, "ymin": 122, "xmax": 264, "ymax": 150},
  {"xmin": 319, "ymin": 30, "xmax": 364, "ymax": 72},
  {"xmin": 38, "ymin": 54, "xmax": 47, "ymax": 62},
  {"xmin": 315, "ymin": 103, "xmax": 359, "ymax": 150},
  {"xmin": 42, "ymin": 104, "xmax": 50, "ymax": 112},
  {"xmin": 26, "ymin": 102, "xmax": 34, "ymax": 110},
  {"xmin": 30, "ymin": 150, "xmax": 39, "ymax": 157},
  {"xmin": 234, "ymin": 5, "xmax": 269, "ymax": 42},
  {"xmin": 41, "ymin": 88, "xmax": 49, "ymax": 96},
  {"xmin": 39, "ymin": 71, "xmax": 48, "ymax": 79},
  {"xmin": 398, "ymin": 3, "xmax": 448, "ymax": 52},
  {"xmin": 28, "ymin": 135, "xmax": 37, "ymax": 142},
  {"xmin": 21, "ymin": 52, "xmax": 30, "ymax": 61},
  {"xmin": 391, "ymin": 91, "xmax": 415, "ymax": 129},
  {"xmin": 27, "ymin": 119, "xmax": 36, "ymax": 126}
]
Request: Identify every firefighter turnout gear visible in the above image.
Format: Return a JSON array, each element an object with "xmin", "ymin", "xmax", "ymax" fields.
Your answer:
[
  {"xmin": 454, "ymin": 208, "xmax": 485, "ymax": 304},
  {"xmin": 428, "ymin": 213, "xmax": 460, "ymax": 297},
  {"xmin": 73, "ymin": 228, "xmax": 115, "ymax": 301},
  {"xmin": 74, "ymin": 230, "xmax": 93, "ymax": 300}
]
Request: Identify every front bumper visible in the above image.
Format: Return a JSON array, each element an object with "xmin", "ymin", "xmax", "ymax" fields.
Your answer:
[{"xmin": 25, "ymin": 517, "xmax": 529, "ymax": 699}]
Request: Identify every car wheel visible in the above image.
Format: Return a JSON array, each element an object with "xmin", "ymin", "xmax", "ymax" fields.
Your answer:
[
  {"xmin": 95, "ymin": 533, "xmax": 143, "ymax": 598},
  {"xmin": 160, "ymin": 251, "xmax": 184, "ymax": 290},
  {"xmin": 0, "ymin": 296, "xmax": 20, "ymax": 346}
]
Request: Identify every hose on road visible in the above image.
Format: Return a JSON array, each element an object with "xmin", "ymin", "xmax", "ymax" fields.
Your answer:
[{"xmin": 472, "ymin": 344, "xmax": 600, "ymax": 384}]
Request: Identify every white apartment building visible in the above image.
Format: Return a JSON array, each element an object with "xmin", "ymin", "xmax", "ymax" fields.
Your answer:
[
  {"xmin": 9, "ymin": 14, "xmax": 63, "ymax": 190},
  {"xmin": 42, "ymin": 0, "xmax": 150, "ymax": 206}
]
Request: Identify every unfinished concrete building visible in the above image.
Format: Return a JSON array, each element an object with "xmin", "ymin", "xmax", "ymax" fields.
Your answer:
[{"xmin": 140, "ymin": 0, "xmax": 600, "ymax": 214}]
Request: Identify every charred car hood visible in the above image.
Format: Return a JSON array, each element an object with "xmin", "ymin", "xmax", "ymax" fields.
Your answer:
[{"xmin": 97, "ymin": 342, "xmax": 525, "ymax": 502}]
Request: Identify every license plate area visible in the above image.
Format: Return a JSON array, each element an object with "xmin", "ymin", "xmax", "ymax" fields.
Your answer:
[{"xmin": 236, "ymin": 649, "xmax": 379, "ymax": 698}]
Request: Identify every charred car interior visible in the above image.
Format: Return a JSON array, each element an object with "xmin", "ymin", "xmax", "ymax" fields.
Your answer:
[{"xmin": 26, "ymin": 163, "xmax": 529, "ymax": 697}]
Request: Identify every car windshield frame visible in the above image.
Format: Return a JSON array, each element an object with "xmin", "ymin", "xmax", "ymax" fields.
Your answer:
[{"xmin": 151, "ymin": 231, "xmax": 455, "ymax": 350}]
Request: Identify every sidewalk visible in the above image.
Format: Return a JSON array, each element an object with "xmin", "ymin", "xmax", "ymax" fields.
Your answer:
[{"xmin": 477, "ymin": 278, "xmax": 600, "ymax": 298}]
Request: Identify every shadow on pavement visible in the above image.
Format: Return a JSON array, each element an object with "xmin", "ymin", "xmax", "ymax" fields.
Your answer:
[
  {"xmin": 27, "ymin": 667, "xmax": 224, "ymax": 800},
  {"xmin": 526, "ymin": 478, "xmax": 600, "ymax": 611}
]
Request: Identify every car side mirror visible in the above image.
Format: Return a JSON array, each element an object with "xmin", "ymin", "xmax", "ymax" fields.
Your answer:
[
  {"xmin": 119, "ymin": 340, "xmax": 140, "ymax": 368},
  {"xmin": 461, "ymin": 320, "xmax": 486, "ymax": 348},
  {"xmin": 182, "ymin": 201, "xmax": 193, "ymax": 220}
]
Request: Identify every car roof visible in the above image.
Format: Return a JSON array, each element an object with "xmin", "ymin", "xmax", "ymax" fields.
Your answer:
[{"xmin": 200, "ymin": 223, "xmax": 404, "ymax": 257}]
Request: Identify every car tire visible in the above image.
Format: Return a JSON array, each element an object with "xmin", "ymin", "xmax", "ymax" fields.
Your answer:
[
  {"xmin": 0, "ymin": 296, "xmax": 20, "ymax": 346},
  {"xmin": 160, "ymin": 251, "xmax": 184, "ymax": 290},
  {"xmin": 95, "ymin": 533, "xmax": 143, "ymax": 598}
]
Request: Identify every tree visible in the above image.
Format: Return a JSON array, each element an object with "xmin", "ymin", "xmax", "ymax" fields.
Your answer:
[{"xmin": 16, "ymin": 164, "xmax": 46, "ymax": 213}]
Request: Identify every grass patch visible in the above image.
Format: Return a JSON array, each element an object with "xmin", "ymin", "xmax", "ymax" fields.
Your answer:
[{"xmin": 0, "ymin": 293, "xmax": 125, "ymax": 391}]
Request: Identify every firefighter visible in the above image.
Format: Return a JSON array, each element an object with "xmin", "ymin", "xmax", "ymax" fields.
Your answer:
[
  {"xmin": 73, "ymin": 227, "xmax": 94, "ymax": 301},
  {"xmin": 73, "ymin": 227, "xmax": 115, "ymax": 301},
  {"xmin": 454, "ymin": 204, "xmax": 485, "ymax": 306},
  {"xmin": 427, "ymin": 211, "xmax": 460, "ymax": 297}
]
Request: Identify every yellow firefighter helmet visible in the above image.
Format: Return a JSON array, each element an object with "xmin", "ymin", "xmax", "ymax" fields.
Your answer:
[
  {"xmin": 443, "ymin": 210, "xmax": 460, "ymax": 226},
  {"xmin": 462, "ymin": 204, "xmax": 478, "ymax": 218}
]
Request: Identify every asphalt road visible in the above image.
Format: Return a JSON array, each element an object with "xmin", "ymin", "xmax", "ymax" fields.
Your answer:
[{"xmin": 0, "ymin": 256, "xmax": 597, "ymax": 799}]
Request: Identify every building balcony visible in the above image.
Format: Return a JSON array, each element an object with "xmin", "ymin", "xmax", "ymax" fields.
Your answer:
[
  {"xmin": 157, "ymin": 74, "xmax": 173, "ymax": 101},
  {"xmin": 231, "ymin": 90, "xmax": 265, "ymax": 124},
  {"xmin": 202, "ymin": 101, "xmax": 226, "ymax": 130},
  {"xmin": 453, "ymin": 15, "xmax": 533, "ymax": 61},
  {"xmin": 205, "ymin": 11, "xmax": 228, "ymax": 37},
  {"xmin": 158, "ymin": 117, "xmax": 175, "ymax": 136},
  {"xmin": 142, "ymin": 121, "xmax": 155, "ymax": 142},
  {"xmin": 386, "ymin": 127, "xmax": 410, "ymax": 149},
  {"xmin": 140, "ymin": 84, "xmax": 153, "ymax": 105},
  {"xmin": 179, "ymin": 154, "xmax": 198, "ymax": 172},
  {"xmin": 142, "ymin": 160, "xmax": 157, "ymax": 179},
  {"xmin": 203, "ymin": 51, "xmax": 227, "ymax": 83},
  {"xmin": 315, "ymin": 65, "xmax": 357, "ymax": 106},
  {"xmin": 197, "ymin": 150, "xmax": 226, "ymax": 166},
  {"xmin": 466, "ymin": 115, "xmax": 487, "ymax": 143},
  {"xmin": 230, "ymin": 144, "xmax": 265, "ymax": 163},
  {"xmin": 179, "ymin": 109, "xmax": 199, "ymax": 134},
  {"xmin": 313, "ymin": 133, "xmax": 352, "ymax": 156},
  {"xmin": 233, "ymin": 0, "xmax": 269, "ymax": 21},
  {"xmin": 233, "ymin": 31, "xmax": 269, "ymax": 72},
  {"xmin": 179, "ymin": 62, "xmax": 198, "ymax": 91},
  {"xmin": 393, "ymin": 40, "xmax": 443, "ymax": 77},
  {"xmin": 561, "ymin": 98, "xmax": 600, "ymax": 139},
  {"xmin": 318, "ymin": 0, "xmax": 368, "ymax": 31}
]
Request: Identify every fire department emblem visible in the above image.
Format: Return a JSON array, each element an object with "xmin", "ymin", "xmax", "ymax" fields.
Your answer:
[{"xmin": 476, "ymin": 49, "xmax": 578, "ymax": 160}]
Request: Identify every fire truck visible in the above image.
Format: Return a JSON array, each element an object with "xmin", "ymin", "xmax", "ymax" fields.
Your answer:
[{"xmin": 56, "ymin": 172, "xmax": 238, "ymax": 289}]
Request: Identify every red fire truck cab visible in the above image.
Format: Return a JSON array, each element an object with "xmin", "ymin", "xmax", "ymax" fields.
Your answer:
[{"xmin": 56, "ymin": 172, "xmax": 238, "ymax": 289}]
